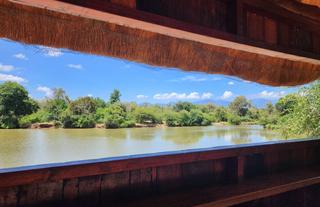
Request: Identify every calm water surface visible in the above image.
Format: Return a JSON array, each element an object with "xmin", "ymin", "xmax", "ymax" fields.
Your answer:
[{"xmin": 0, "ymin": 125, "xmax": 290, "ymax": 169}]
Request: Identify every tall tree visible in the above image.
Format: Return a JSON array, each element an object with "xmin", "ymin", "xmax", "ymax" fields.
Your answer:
[
  {"xmin": 229, "ymin": 96, "xmax": 251, "ymax": 117},
  {"xmin": 0, "ymin": 82, "xmax": 38, "ymax": 128},
  {"xmin": 109, "ymin": 89, "xmax": 121, "ymax": 104}
]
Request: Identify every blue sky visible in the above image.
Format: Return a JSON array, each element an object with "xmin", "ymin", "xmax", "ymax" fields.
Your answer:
[{"xmin": 0, "ymin": 38, "xmax": 303, "ymax": 106}]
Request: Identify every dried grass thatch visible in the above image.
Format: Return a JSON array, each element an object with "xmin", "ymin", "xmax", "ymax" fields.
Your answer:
[{"xmin": 0, "ymin": 0, "xmax": 319, "ymax": 86}]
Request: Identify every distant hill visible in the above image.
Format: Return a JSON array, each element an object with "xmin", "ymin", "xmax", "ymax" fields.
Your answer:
[{"xmin": 193, "ymin": 99, "xmax": 276, "ymax": 108}]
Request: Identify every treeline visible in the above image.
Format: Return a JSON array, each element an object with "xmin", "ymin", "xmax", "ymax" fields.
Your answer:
[{"xmin": 0, "ymin": 81, "xmax": 319, "ymax": 137}]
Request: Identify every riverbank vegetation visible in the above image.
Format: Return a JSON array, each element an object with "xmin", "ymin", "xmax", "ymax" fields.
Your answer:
[{"xmin": 0, "ymin": 81, "xmax": 319, "ymax": 137}]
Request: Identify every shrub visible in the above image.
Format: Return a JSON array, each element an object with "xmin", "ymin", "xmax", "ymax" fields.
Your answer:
[
  {"xmin": 104, "ymin": 103, "xmax": 135, "ymax": 128},
  {"xmin": 134, "ymin": 108, "xmax": 161, "ymax": 124},
  {"xmin": 62, "ymin": 114, "xmax": 96, "ymax": 128},
  {"xmin": 165, "ymin": 113, "xmax": 181, "ymax": 127},
  {"xmin": 69, "ymin": 97, "xmax": 97, "ymax": 115},
  {"xmin": 19, "ymin": 110, "xmax": 49, "ymax": 128},
  {"xmin": 228, "ymin": 114, "xmax": 241, "ymax": 125},
  {"xmin": 214, "ymin": 107, "xmax": 228, "ymax": 122}
]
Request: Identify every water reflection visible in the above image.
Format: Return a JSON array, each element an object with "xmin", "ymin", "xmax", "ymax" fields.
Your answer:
[{"xmin": 0, "ymin": 125, "xmax": 291, "ymax": 169}]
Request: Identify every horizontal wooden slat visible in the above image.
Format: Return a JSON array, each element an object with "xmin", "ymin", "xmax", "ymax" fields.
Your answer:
[
  {"xmin": 0, "ymin": 0, "xmax": 319, "ymax": 86},
  {"xmin": 196, "ymin": 167, "xmax": 320, "ymax": 207},
  {"xmin": 122, "ymin": 167, "xmax": 320, "ymax": 207}
]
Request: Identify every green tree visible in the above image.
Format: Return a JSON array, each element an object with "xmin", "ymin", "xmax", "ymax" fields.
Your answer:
[
  {"xmin": 44, "ymin": 99, "xmax": 68, "ymax": 121},
  {"xmin": 52, "ymin": 88, "xmax": 70, "ymax": 103},
  {"xmin": 0, "ymin": 82, "xmax": 39, "ymax": 128},
  {"xmin": 214, "ymin": 107, "xmax": 228, "ymax": 122},
  {"xmin": 277, "ymin": 82, "xmax": 320, "ymax": 137},
  {"xmin": 104, "ymin": 103, "xmax": 135, "ymax": 128},
  {"xmin": 173, "ymin": 102, "xmax": 195, "ymax": 112},
  {"xmin": 229, "ymin": 96, "xmax": 251, "ymax": 117},
  {"xmin": 69, "ymin": 97, "xmax": 97, "ymax": 115},
  {"xmin": 109, "ymin": 89, "xmax": 121, "ymax": 104},
  {"xmin": 134, "ymin": 108, "xmax": 161, "ymax": 124},
  {"xmin": 275, "ymin": 94, "xmax": 300, "ymax": 116},
  {"xmin": 266, "ymin": 103, "xmax": 275, "ymax": 115}
]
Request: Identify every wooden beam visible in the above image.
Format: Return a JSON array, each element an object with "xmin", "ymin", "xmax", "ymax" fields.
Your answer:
[
  {"xmin": 110, "ymin": 0, "xmax": 136, "ymax": 8},
  {"xmin": 297, "ymin": 0, "xmax": 320, "ymax": 7},
  {"xmin": 0, "ymin": 0, "xmax": 319, "ymax": 86}
]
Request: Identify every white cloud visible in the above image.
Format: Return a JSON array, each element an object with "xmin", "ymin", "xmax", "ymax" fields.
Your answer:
[
  {"xmin": 228, "ymin": 81, "xmax": 235, "ymax": 85},
  {"xmin": 13, "ymin": 53, "xmax": 28, "ymax": 60},
  {"xmin": 255, "ymin": 90, "xmax": 286, "ymax": 100},
  {"xmin": 37, "ymin": 86, "xmax": 54, "ymax": 98},
  {"xmin": 212, "ymin": 77, "xmax": 221, "ymax": 81},
  {"xmin": 0, "ymin": 64, "xmax": 14, "ymax": 72},
  {"xmin": 153, "ymin": 92, "xmax": 213, "ymax": 100},
  {"xmin": 170, "ymin": 75, "xmax": 223, "ymax": 82},
  {"xmin": 67, "ymin": 64, "xmax": 83, "ymax": 70},
  {"xmin": 181, "ymin": 76, "xmax": 207, "ymax": 82},
  {"xmin": 220, "ymin": 91, "xmax": 233, "ymax": 100},
  {"xmin": 0, "ymin": 73, "xmax": 26, "ymax": 83},
  {"xmin": 137, "ymin": 95, "xmax": 148, "ymax": 99},
  {"xmin": 40, "ymin": 46, "xmax": 63, "ymax": 57},
  {"xmin": 201, "ymin": 92, "xmax": 213, "ymax": 99},
  {"xmin": 87, "ymin": 94, "xmax": 93, "ymax": 97}
]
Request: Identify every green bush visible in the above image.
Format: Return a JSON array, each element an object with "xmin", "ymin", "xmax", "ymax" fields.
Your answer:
[
  {"xmin": 104, "ymin": 103, "xmax": 135, "ymax": 128},
  {"xmin": 62, "ymin": 114, "xmax": 96, "ymax": 128},
  {"xmin": 165, "ymin": 112, "xmax": 181, "ymax": 127},
  {"xmin": 165, "ymin": 110, "xmax": 211, "ymax": 127},
  {"xmin": 19, "ymin": 110, "xmax": 49, "ymax": 128},
  {"xmin": 228, "ymin": 114, "xmax": 241, "ymax": 125},
  {"xmin": 134, "ymin": 108, "xmax": 161, "ymax": 124},
  {"xmin": 214, "ymin": 107, "xmax": 228, "ymax": 122}
]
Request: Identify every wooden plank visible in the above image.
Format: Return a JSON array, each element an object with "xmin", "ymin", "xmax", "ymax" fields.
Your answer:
[
  {"xmin": 278, "ymin": 22, "xmax": 290, "ymax": 47},
  {"xmin": 129, "ymin": 168, "xmax": 153, "ymax": 197},
  {"xmin": 264, "ymin": 17, "xmax": 277, "ymax": 45},
  {"xmin": 313, "ymin": 33, "xmax": 320, "ymax": 54},
  {"xmin": 244, "ymin": 153, "xmax": 265, "ymax": 178},
  {"xmin": 37, "ymin": 181, "xmax": 63, "ymax": 205},
  {"xmin": 246, "ymin": 11, "xmax": 264, "ymax": 41},
  {"xmin": 100, "ymin": 171, "xmax": 130, "ymax": 204},
  {"xmin": 78, "ymin": 176, "xmax": 101, "ymax": 207},
  {"xmin": 125, "ymin": 167, "xmax": 320, "ymax": 207},
  {"xmin": 63, "ymin": 178, "xmax": 79, "ymax": 205},
  {"xmin": 110, "ymin": 0, "xmax": 136, "ymax": 8},
  {"xmin": 0, "ymin": 139, "xmax": 319, "ymax": 188},
  {"xmin": 18, "ymin": 184, "xmax": 38, "ymax": 206},
  {"xmin": 237, "ymin": 156, "xmax": 245, "ymax": 182},
  {"xmin": 1, "ymin": 0, "xmax": 320, "ymax": 87},
  {"xmin": 195, "ymin": 167, "xmax": 320, "ymax": 207},
  {"xmin": 156, "ymin": 164, "xmax": 182, "ymax": 192},
  {"xmin": 182, "ymin": 160, "xmax": 214, "ymax": 187},
  {"xmin": 0, "ymin": 187, "xmax": 18, "ymax": 207}
]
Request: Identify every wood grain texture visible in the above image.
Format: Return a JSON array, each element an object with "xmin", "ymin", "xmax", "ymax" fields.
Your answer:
[
  {"xmin": 0, "ymin": 139, "xmax": 319, "ymax": 206},
  {"xmin": 0, "ymin": 187, "xmax": 17, "ymax": 207},
  {"xmin": 0, "ymin": 0, "xmax": 319, "ymax": 86},
  {"xmin": 0, "ymin": 139, "xmax": 319, "ymax": 189},
  {"xmin": 111, "ymin": 0, "xmax": 136, "ymax": 8}
]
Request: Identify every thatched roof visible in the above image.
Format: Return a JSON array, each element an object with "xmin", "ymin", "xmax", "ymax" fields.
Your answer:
[{"xmin": 0, "ymin": 0, "xmax": 319, "ymax": 86}]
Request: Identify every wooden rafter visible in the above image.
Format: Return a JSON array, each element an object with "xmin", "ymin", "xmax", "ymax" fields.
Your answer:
[{"xmin": 0, "ymin": 0, "xmax": 319, "ymax": 86}]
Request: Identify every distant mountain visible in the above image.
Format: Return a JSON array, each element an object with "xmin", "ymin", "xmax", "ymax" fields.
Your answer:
[
  {"xmin": 193, "ymin": 99, "xmax": 277, "ymax": 108},
  {"xmin": 193, "ymin": 99, "xmax": 230, "ymax": 107}
]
